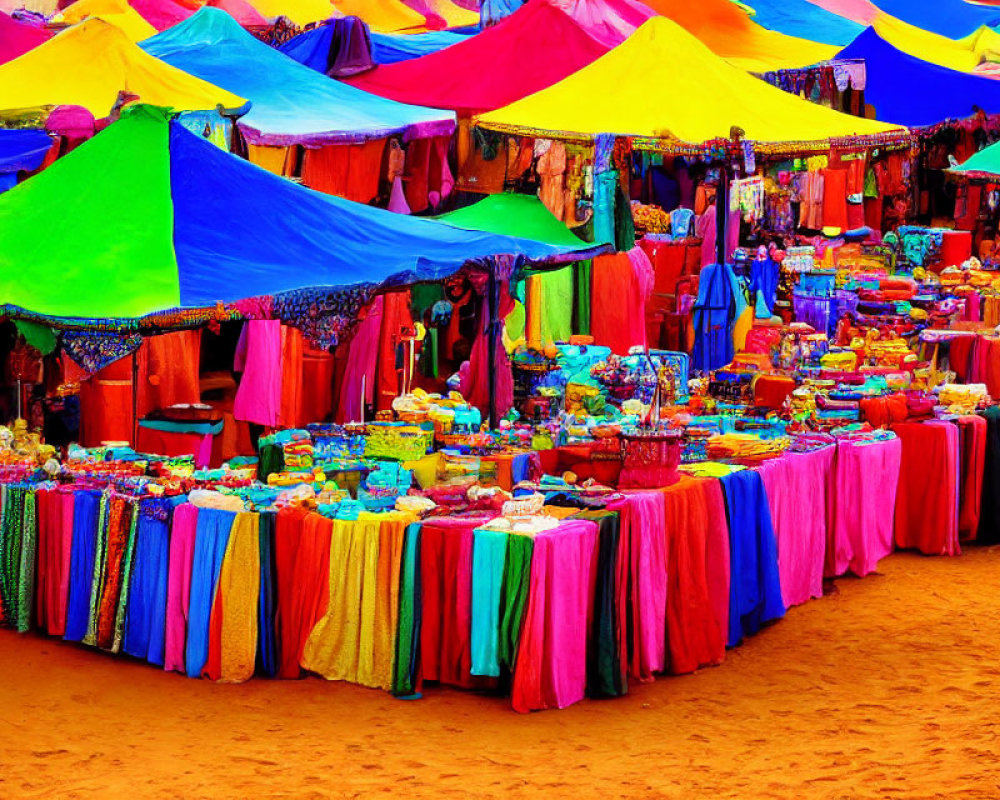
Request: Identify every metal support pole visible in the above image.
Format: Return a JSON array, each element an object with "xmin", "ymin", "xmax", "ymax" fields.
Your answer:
[{"xmin": 487, "ymin": 268, "xmax": 499, "ymax": 429}]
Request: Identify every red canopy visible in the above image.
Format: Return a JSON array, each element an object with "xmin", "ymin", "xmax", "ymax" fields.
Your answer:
[
  {"xmin": 0, "ymin": 11, "xmax": 51, "ymax": 64},
  {"xmin": 345, "ymin": 0, "xmax": 610, "ymax": 115}
]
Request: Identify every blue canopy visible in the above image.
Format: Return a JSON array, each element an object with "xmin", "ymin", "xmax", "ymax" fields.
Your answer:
[
  {"xmin": 0, "ymin": 105, "xmax": 599, "ymax": 321},
  {"xmin": 837, "ymin": 27, "xmax": 1000, "ymax": 127},
  {"xmin": 871, "ymin": 0, "xmax": 1000, "ymax": 38},
  {"xmin": 370, "ymin": 30, "xmax": 468, "ymax": 64},
  {"xmin": 745, "ymin": 0, "xmax": 863, "ymax": 46},
  {"xmin": 142, "ymin": 7, "xmax": 455, "ymax": 146},
  {"xmin": 0, "ymin": 128, "xmax": 52, "ymax": 193}
]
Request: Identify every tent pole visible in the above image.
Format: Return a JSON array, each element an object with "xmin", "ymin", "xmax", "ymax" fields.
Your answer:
[
  {"xmin": 131, "ymin": 350, "xmax": 139, "ymax": 448},
  {"xmin": 487, "ymin": 267, "xmax": 498, "ymax": 429},
  {"xmin": 715, "ymin": 161, "xmax": 728, "ymax": 267}
]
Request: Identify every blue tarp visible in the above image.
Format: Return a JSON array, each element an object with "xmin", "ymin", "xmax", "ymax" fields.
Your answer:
[
  {"xmin": 142, "ymin": 7, "xmax": 455, "ymax": 146},
  {"xmin": 0, "ymin": 128, "xmax": 51, "ymax": 193},
  {"xmin": 370, "ymin": 30, "xmax": 468, "ymax": 64},
  {"xmin": 837, "ymin": 28, "xmax": 1000, "ymax": 127},
  {"xmin": 168, "ymin": 115, "xmax": 598, "ymax": 306},
  {"xmin": 745, "ymin": 0, "xmax": 863, "ymax": 46},
  {"xmin": 871, "ymin": 0, "xmax": 1000, "ymax": 38}
]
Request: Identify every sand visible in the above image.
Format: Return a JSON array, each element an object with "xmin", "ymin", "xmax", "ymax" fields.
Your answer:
[{"xmin": 2, "ymin": 547, "xmax": 1000, "ymax": 799}]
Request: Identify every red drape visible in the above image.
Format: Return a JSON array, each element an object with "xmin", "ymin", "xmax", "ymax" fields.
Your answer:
[{"xmin": 300, "ymin": 139, "xmax": 386, "ymax": 204}]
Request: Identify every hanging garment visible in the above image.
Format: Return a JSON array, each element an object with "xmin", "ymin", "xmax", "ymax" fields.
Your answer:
[
  {"xmin": 660, "ymin": 476, "xmax": 727, "ymax": 674},
  {"xmin": 892, "ymin": 423, "xmax": 960, "ymax": 557},
  {"xmin": 720, "ymin": 469, "xmax": 785, "ymax": 647},
  {"xmin": 749, "ymin": 255, "xmax": 779, "ymax": 317},
  {"xmin": 826, "ymin": 435, "xmax": 902, "ymax": 577},
  {"xmin": 123, "ymin": 498, "xmax": 173, "ymax": 665},
  {"xmin": 185, "ymin": 508, "xmax": 236, "ymax": 678},
  {"xmin": 590, "ymin": 247, "xmax": 654, "ymax": 355},
  {"xmin": 692, "ymin": 262, "xmax": 737, "ymax": 373},
  {"xmin": 377, "ymin": 290, "xmax": 414, "ymax": 412},
  {"xmin": 233, "ymin": 319, "xmax": 283, "ymax": 428},
  {"xmin": 759, "ymin": 447, "xmax": 834, "ymax": 609},
  {"xmin": 537, "ymin": 140, "xmax": 567, "ymax": 222},
  {"xmin": 510, "ymin": 520, "xmax": 598, "ymax": 713},
  {"xmin": 337, "ymin": 296, "xmax": 383, "ymax": 423},
  {"xmin": 300, "ymin": 140, "xmax": 387, "ymax": 203},
  {"xmin": 274, "ymin": 508, "xmax": 332, "ymax": 679}
]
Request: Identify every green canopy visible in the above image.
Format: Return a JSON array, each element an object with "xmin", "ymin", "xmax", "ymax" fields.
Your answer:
[
  {"xmin": 438, "ymin": 193, "xmax": 597, "ymax": 345},
  {"xmin": 437, "ymin": 192, "xmax": 595, "ymax": 248},
  {"xmin": 949, "ymin": 142, "xmax": 1000, "ymax": 180}
]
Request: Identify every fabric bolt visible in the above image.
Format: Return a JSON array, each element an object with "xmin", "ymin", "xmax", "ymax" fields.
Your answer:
[
  {"xmin": 470, "ymin": 528, "xmax": 508, "ymax": 678},
  {"xmin": 256, "ymin": 511, "xmax": 279, "ymax": 677},
  {"xmin": 34, "ymin": 488, "xmax": 66, "ymax": 636},
  {"xmin": 826, "ymin": 435, "xmax": 902, "ymax": 577},
  {"xmin": 123, "ymin": 498, "xmax": 172, "ymax": 665},
  {"xmin": 979, "ymin": 406, "xmax": 1000, "ymax": 544},
  {"xmin": 611, "ymin": 492, "xmax": 667, "ymax": 682},
  {"xmin": 94, "ymin": 495, "xmax": 136, "ymax": 650},
  {"xmin": 497, "ymin": 531, "xmax": 533, "ymax": 674},
  {"xmin": 573, "ymin": 509, "xmax": 625, "ymax": 696},
  {"xmin": 185, "ymin": 508, "xmax": 236, "ymax": 678},
  {"xmin": 203, "ymin": 511, "xmax": 260, "ymax": 683},
  {"xmin": 64, "ymin": 490, "xmax": 101, "ymax": 643},
  {"xmin": 958, "ymin": 416, "xmax": 987, "ymax": 541},
  {"xmin": 660, "ymin": 477, "xmax": 726, "ymax": 674},
  {"xmin": 892, "ymin": 423, "xmax": 960, "ymax": 557},
  {"xmin": 392, "ymin": 522, "xmax": 422, "ymax": 696},
  {"xmin": 274, "ymin": 507, "xmax": 333, "ymax": 679},
  {"xmin": 720, "ymin": 470, "xmax": 785, "ymax": 648},
  {"xmin": 419, "ymin": 517, "xmax": 485, "ymax": 688},
  {"xmin": 758, "ymin": 447, "xmax": 834, "ymax": 609},
  {"xmin": 510, "ymin": 520, "xmax": 598, "ymax": 713},
  {"xmin": 300, "ymin": 517, "xmax": 380, "ymax": 686},
  {"xmin": 164, "ymin": 503, "xmax": 198, "ymax": 673}
]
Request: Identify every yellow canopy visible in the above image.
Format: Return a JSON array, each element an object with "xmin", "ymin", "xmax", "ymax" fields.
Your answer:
[
  {"xmin": 476, "ymin": 18, "xmax": 906, "ymax": 151},
  {"xmin": 0, "ymin": 19, "xmax": 245, "ymax": 116},
  {"xmin": 330, "ymin": 0, "xmax": 426, "ymax": 31},
  {"xmin": 639, "ymin": 0, "xmax": 837, "ymax": 72},
  {"xmin": 961, "ymin": 25, "xmax": 1000, "ymax": 63},
  {"xmin": 248, "ymin": 0, "xmax": 338, "ymax": 25},
  {"xmin": 53, "ymin": 0, "xmax": 157, "ymax": 42},
  {"xmin": 873, "ymin": 13, "xmax": 993, "ymax": 72}
]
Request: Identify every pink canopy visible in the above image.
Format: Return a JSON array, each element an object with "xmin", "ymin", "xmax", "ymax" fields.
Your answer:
[
  {"xmin": 805, "ymin": 0, "xmax": 878, "ymax": 25},
  {"xmin": 0, "ymin": 11, "xmax": 51, "ymax": 64},
  {"xmin": 206, "ymin": 0, "xmax": 268, "ymax": 26},
  {"xmin": 345, "ymin": 0, "xmax": 611, "ymax": 115},
  {"xmin": 550, "ymin": 0, "xmax": 655, "ymax": 47}
]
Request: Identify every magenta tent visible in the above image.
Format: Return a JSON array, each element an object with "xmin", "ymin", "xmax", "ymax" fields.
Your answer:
[
  {"xmin": 0, "ymin": 11, "xmax": 51, "ymax": 64},
  {"xmin": 345, "ymin": 0, "xmax": 612, "ymax": 115}
]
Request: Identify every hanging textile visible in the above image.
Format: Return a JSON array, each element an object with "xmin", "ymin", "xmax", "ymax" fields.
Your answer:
[
  {"xmin": 164, "ymin": 502, "xmax": 198, "ymax": 673},
  {"xmin": 892, "ymin": 422, "xmax": 960, "ymax": 557},
  {"xmin": 123, "ymin": 497, "xmax": 173, "ymax": 665}
]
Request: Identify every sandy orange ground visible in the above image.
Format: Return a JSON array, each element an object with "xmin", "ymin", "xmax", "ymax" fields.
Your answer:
[{"xmin": 2, "ymin": 548, "xmax": 1000, "ymax": 799}]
